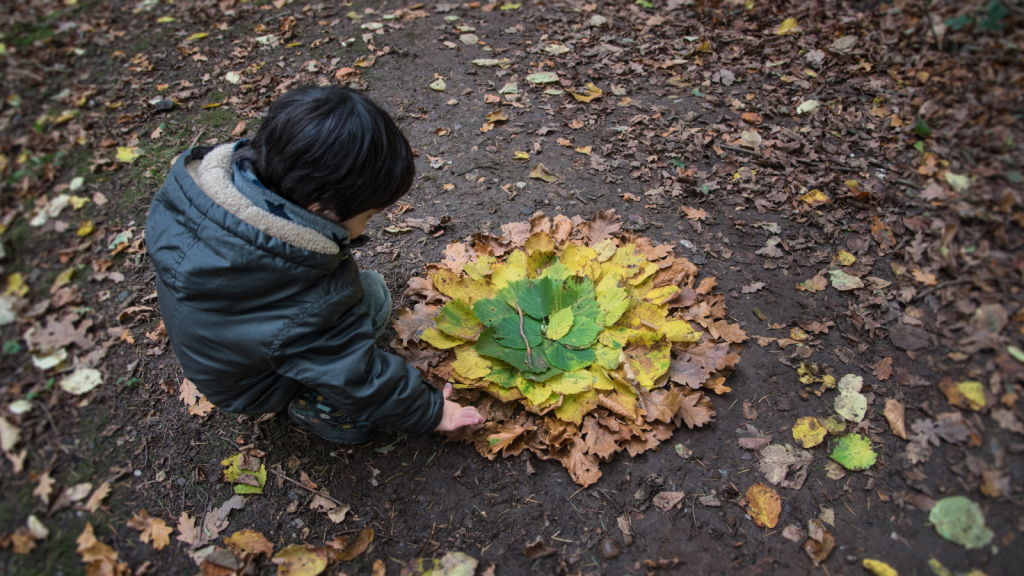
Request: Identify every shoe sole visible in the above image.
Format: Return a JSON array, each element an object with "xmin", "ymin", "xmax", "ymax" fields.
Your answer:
[{"xmin": 287, "ymin": 405, "xmax": 376, "ymax": 444}]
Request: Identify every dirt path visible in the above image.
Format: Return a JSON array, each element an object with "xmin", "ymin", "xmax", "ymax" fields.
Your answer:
[{"xmin": 1, "ymin": 1, "xmax": 1022, "ymax": 575}]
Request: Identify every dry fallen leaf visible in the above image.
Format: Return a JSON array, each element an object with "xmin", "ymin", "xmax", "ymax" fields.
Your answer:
[
  {"xmin": 746, "ymin": 483, "xmax": 781, "ymax": 528},
  {"xmin": 126, "ymin": 509, "xmax": 174, "ymax": 551},
  {"xmin": 884, "ymin": 398, "xmax": 907, "ymax": 440}
]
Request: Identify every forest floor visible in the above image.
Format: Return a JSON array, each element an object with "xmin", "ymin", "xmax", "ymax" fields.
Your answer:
[{"xmin": 1, "ymin": 0, "xmax": 1022, "ymax": 575}]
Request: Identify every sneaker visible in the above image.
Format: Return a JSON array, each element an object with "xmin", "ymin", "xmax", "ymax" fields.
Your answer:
[{"xmin": 287, "ymin": 391, "xmax": 376, "ymax": 444}]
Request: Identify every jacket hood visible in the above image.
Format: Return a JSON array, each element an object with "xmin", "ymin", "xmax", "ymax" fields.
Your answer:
[{"xmin": 146, "ymin": 144, "xmax": 351, "ymax": 312}]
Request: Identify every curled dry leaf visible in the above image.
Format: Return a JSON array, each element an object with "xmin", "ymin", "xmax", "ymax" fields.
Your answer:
[
  {"xmin": 803, "ymin": 518, "xmax": 835, "ymax": 567},
  {"xmin": 884, "ymin": 399, "xmax": 907, "ymax": 440},
  {"xmin": 126, "ymin": 510, "xmax": 173, "ymax": 551}
]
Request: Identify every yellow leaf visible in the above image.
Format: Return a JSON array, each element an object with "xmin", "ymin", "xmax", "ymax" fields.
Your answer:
[
  {"xmin": 575, "ymin": 146, "xmax": 592, "ymax": 155},
  {"xmin": 524, "ymin": 232, "xmax": 554, "ymax": 255},
  {"xmin": 862, "ymin": 559, "xmax": 899, "ymax": 576},
  {"xmin": 491, "ymin": 250, "xmax": 528, "ymax": 288},
  {"xmin": 663, "ymin": 320, "xmax": 701, "ymax": 343},
  {"xmin": 561, "ymin": 243, "xmax": 597, "ymax": 274},
  {"xmin": 592, "ymin": 239, "xmax": 617, "ymax": 262},
  {"xmin": 452, "ymin": 345, "xmax": 492, "ymax": 380},
  {"xmin": 5, "ymin": 273, "xmax": 29, "ymax": 297},
  {"xmin": 546, "ymin": 307, "xmax": 575, "ymax": 340},
  {"xmin": 939, "ymin": 380, "xmax": 986, "ymax": 411},
  {"xmin": 628, "ymin": 261, "xmax": 659, "ymax": 286},
  {"xmin": 746, "ymin": 483, "xmax": 781, "ymax": 528},
  {"xmin": 420, "ymin": 328, "xmax": 465, "ymax": 350},
  {"xmin": 777, "ymin": 18, "xmax": 799, "ymax": 35},
  {"xmin": 567, "ymin": 82, "xmax": 602, "ymax": 103},
  {"xmin": 799, "ymin": 189, "xmax": 830, "ymax": 206},
  {"xmin": 553, "ymin": 388, "xmax": 599, "ymax": 424},
  {"xmin": 624, "ymin": 343, "xmax": 671, "ymax": 389},
  {"xmin": 513, "ymin": 151, "xmax": 529, "ymax": 160},
  {"xmin": 51, "ymin": 268, "xmax": 75, "ymax": 293},
  {"xmin": 272, "ymin": 545, "xmax": 329, "ymax": 576},
  {"xmin": 116, "ymin": 147, "xmax": 142, "ymax": 163},
  {"xmin": 156, "ymin": 16, "xmax": 176, "ymax": 23},
  {"xmin": 588, "ymin": 366, "xmax": 616, "ymax": 390},
  {"xmin": 610, "ymin": 243, "xmax": 646, "ymax": 269},
  {"xmin": 69, "ymin": 195, "xmax": 89, "ymax": 210},
  {"xmin": 617, "ymin": 301, "xmax": 667, "ymax": 330},
  {"xmin": 186, "ymin": 32, "xmax": 209, "ymax": 41},
  {"xmin": 599, "ymin": 326, "xmax": 637, "ymax": 348},
  {"xmin": 517, "ymin": 377, "xmax": 552, "ymax": 405},
  {"xmin": 76, "ymin": 221, "xmax": 94, "ymax": 237},
  {"xmin": 792, "ymin": 416, "xmax": 828, "ymax": 448},
  {"xmin": 547, "ymin": 371, "xmax": 593, "ymax": 395},
  {"xmin": 645, "ymin": 285, "xmax": 679, "ymax": 305},
  {"xmin": 837, "ymin": 250, "xmax": 856, "ymax": 266}
]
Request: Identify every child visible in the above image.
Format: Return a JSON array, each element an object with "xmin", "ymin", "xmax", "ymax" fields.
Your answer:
[{"xmin": 146, "ymin": 86, "xmax": 482, "ymax": 443}]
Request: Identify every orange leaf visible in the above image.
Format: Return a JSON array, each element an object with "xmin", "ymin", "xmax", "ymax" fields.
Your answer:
[{"xmin": 745, "ymin": 483, "xmax": 781, "ymax": 528}]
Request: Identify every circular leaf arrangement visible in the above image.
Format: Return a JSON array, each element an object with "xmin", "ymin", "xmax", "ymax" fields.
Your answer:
[{"xmin": 393, "ymin": 210, "xmax": 748, "ymax": 486}]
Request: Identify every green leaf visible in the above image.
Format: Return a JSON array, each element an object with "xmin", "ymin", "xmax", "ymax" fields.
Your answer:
[
  {"xmin": 829, "ymin": 434, "xmax": 876, "ymax": 470},
  {"xmin": 558, "ymin": 316, "xmax": 602, "ymax": 347},
  {"xmin": 913, "ymin": 116, "xmax": 932, "ymax": 137},
  {"xmin": 475, "ymin": 327, "xmax": 550, "ymax": 373},
  {"xmin": 520, "ymin": 364, "xmax": 564, "ymax": 382},
  {"xmin": 928, "ymin": 496, "xmax": 994, "ymax": 549},
  {"xmin": 492, "ymin": 314, "xmax": 542, "ymax": 350},
  {"xmin": 472, "ymin": 297, "xmax": 516, "ymax": 327},
  {"xmin": 517, "ymin": 277, "xmax": 554, "ymax": 319},
  {"xmin": 434, "ymin": 300, "xmax": 484, "ymax": 340},
  {"xmin": 546, "ymin": 307, "xmax": 575, "ymax": 340},
  {"xmin": 540, "ymin": 261, "xmax": 571, "ymax": 283},
  {"xmin": 543, "ymin": 340, "xmax": 595, "ymax": 371},
  {"xmin": 481, "ymin": 359, "xmax": 518, "ymax": 388},
  {"xmin": 596, "ymin": 286, "xmax": 630, "ymax": 326},
  {"xmin": 554, "ymin": 276, "xmax": 593, "ymax": 313}
]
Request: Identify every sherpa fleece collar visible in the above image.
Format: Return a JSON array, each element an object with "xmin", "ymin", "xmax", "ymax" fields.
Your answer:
[{"xmin": 185, "ymin": 144, "xmax": 342, "ymax": 255}]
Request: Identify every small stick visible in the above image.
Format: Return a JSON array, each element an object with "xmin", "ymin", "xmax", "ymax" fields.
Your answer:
[
  {"xmin": 269, "ymin": 468, "xmax": 346, "ymax": 507},
  {"xmin": 513, "ymin": 300, "xmax": 533, "ymax": 370}
]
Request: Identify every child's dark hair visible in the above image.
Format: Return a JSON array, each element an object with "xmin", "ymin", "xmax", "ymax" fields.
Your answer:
[{"xmin": 233, "ymin": 86, "xmax": 414, "ymax": 223}]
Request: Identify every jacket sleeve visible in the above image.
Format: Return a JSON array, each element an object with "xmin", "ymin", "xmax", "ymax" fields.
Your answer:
[{"xmin": 272, "ymin": 285, "xmax": 444, "ymax": 436}]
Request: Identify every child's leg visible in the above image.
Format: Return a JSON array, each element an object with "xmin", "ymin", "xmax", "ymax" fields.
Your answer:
[
  {"xmin": 288, "ymin": 387, "xmax": 375, "ymax": 443},
  {"xmin": 285, "ymin": 272, "xmax": 390, "ymax": 444},
  {"xmin": 359, "ymin": 270, "xmax": 392, "ymax": 339}
]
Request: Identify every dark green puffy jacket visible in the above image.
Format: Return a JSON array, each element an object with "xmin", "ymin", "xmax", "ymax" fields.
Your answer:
[{"xmin": 145, "ymin": 144, "xmax": 442, "ymax": 435}]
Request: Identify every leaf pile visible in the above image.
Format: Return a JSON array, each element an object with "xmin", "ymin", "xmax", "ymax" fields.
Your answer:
[{"xmin": 395, "ymin": 210, "xmax": 746, "ymax": 485}]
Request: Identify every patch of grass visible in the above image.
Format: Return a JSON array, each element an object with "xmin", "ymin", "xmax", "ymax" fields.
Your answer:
[
  {"xmin": 195, "ymin": 105, "xmax": 235, "ymax": 130},
  {"xmin": 121, "ymin": 124, "xmax": 189, "ymax": 205},
  {"xmin": 4, "ymin": 23, "xmax": 54, "ymax": 48}
]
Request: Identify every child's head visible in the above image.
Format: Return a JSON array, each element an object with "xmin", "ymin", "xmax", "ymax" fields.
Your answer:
[{"xmin": 234, "ymin": 86, "xmax": 414, "ymax": 229}]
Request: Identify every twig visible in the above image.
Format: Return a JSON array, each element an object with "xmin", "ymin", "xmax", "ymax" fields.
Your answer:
[
  {"xmin": 37, "ymin": 402, "xmax": 69, "ymax": 453},
  {"xmin": 922, "ymin": 0, "xmax": 941, "ymax": 51},
  {"xmin": 188, "ymin": 129, "xmax": 206, "ymax": 149},
  {"xmin": 513, "ymin": 300, "xmax": 533, "ymax": 370},
  {"xmin": 418, "ymin": 522, "xmax": 436, "ymax": 557},
  {"xmin": 269, "ymin": 468, "xmax": 346, "ymax": 507}
]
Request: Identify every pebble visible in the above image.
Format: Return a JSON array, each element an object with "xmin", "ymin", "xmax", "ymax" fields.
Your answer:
[
  {"xmin": 599, "ymin": 538, "xmax": 620, "ymax": 559},
  {"xmin": 153, "ymin": 99, "xmax": 175, "ymax": 112}
]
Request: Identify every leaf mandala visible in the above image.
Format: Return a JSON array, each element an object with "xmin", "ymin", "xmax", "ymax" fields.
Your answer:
[{"xmin": 394, "ymin": 210, "xmax": 746, "ymax": 486}]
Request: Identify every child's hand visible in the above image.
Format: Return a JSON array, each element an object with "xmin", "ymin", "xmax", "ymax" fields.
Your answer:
[{"xmin": 434, "ymin": 383, "xmax": 484, "ymax": 432}]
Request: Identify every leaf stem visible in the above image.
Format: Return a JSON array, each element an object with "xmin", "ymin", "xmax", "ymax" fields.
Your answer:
[{"xmin": 513, "ymin": 300, "xmax": 533, "ymax": 370}]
